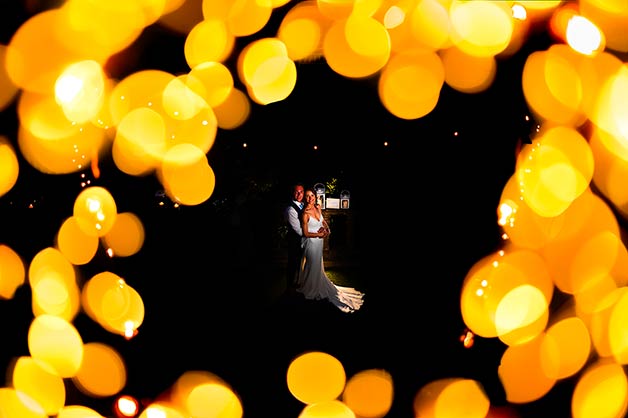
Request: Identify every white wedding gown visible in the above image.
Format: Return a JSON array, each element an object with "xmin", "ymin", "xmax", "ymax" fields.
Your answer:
[{"xmin": 295, "ymin": 213, "xmax": 364, "ymax": 313}]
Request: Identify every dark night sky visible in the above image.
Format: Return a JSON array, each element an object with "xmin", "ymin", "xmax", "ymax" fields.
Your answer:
[{"xmin": 0, "ymin": 2, "xmax": 578, "ymax": 418}]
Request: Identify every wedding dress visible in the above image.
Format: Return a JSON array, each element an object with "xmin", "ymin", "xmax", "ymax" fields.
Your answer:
[{"xmin": 295, "ymin": 212, "xmax": 364, "ymax": 313}]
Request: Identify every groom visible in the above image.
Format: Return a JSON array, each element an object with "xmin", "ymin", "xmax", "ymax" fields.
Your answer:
[{"xmin": 284, "ymin": 183, "xmax": 305, "ymax": 293}]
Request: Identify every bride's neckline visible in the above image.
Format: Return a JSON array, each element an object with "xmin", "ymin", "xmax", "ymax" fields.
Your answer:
[{"xmin": 305, "ymin": 207, "xmax": 320, "ymax": 221}]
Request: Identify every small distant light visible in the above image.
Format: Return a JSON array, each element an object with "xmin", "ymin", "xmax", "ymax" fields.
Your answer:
[
  {"xmin": 460, "ymin": 329, "xmax": 475, "ymax": 348},
  {"xmin": 313, "ymin": 145, "xmax": 318, "ymax": 150},
  {"xmin": 124, "ymin": 321, "xmax": 138, "ymax": 340},
  {"xmin": 242, "ymin": 143, "xmax": 247, "ymax": 148},
  {"xmin": 383, "ymin": 141, "xmax": 389, "ymax": 147},
  {"xmin": 511, "ymin": 4, "xmax": 526, "ymax": 21},
  {"xmin": 173, "ymin": 202, "xmax": 180, "ymax": 208},
  {"xmin": 525, "ymin": 115, "xmax": 530, "ymax": 121},
  {"xmin": 453, "ymin": 131, "xmax": 459, "ymax": 137},
  {"xmin": 106, "ymin": 248, "xmax": 114, "ymax": 258},
  {"xmin": 114, "ymin": 395, "xmax": 140, "ymax": 418}
]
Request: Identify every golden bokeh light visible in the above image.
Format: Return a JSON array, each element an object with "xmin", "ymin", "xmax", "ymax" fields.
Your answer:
[
  {"xmin": 17, "ymin": 90, "xmax": 80, "ymax": 140},
  {"xmin": 28, "ymin": 247, "xmax": 77, "ymax": 289},
  {"xmin": 0, "ymin": 387, "xmax": 47, "ymax": 418},
  {"xmin": 57, "ymin": 0, "xmax": 146, "ymax": 59},
  {"xmin": 287, "ymin": 351, "xmax": 346, "ymax": 405},
  {"xmin": 299, "ymin": 400, "xmax": 355, "ymax": 418},
  {"xmin": 409, "ymin": 0, "xmax": 451, "ymax": 51},
  {"xmin": 498, "ymin": 334, "xmax": 557, "ymax": 403},
  {"xmin": 72, "ymin": 342, "xmax": 127, "ymax": 398},
  {"xmin": 108, "ymin": 69, "xmax": 175, "ymax": 126},
  {"xmin": 138, "ymin": 403, "xmax": 185, "ymax": 418},
  {"xmin": 211, "ymin": 87, "xmax": 251, "ymax": 130},
  {"xmin": 184, "ymin": 18, "xmax": 235, "ymax": 69},
  {"xmin": 589, "ymin": 125, "xmax": 628, "ymax": 219},
  {"xmin": 101, "ymin": 212, "xmax": 145, "ymax": 257},
  {"xmin": 81, "ymin": 271, "xmax": 144, "ymax": 337},
  {"xmin": 0, "ymin": 135, "xmax": 19, "ymax": 197},
  {"xmin": 540, "ymin": 188, "xmax": 621, "ymax": 294},
  {"xmin": 516, "ymin": 125, "xmax": 593, "ymax": 218},
  {"xmin": 448, "ymin": 0, "xmax": 513, "ymax": 58},
  {"xmin": 159, "ymin": 143, "xmax": 216, "ymax": 206},
  {"xmin": 246, "ymin": 54, "xmax": 297, "ymax": 105},
  {"xmin": 27, "ymin": 314, "xmax": 84, "ymax": 378},
  {"xmin": 225, "ymin": 0, "xmax": 273, "ymax": 37},
  {"xmin": 522, "ymin": 46, "xmax": 587, "ymax": 126},
  {"xmin": 158, "ymin": 0, "xmax": 202, "ymax": 35},
  {"xmin": 571, "ymin": 359, "xmax": 628, "ymax": 418},
  {"xmin": 16, "ymin": 91, "xmax": 108, "ymax": 175},
  {"xmin": 497, "ymin": 173, "xmax": 566, "ymax": 251},
  {"xmin": 277, "ymin": 1, "xmax": 329, "ymax": 61},
  {"xmin": 495, "ymin": 284, "xmax": 549, "ymax": 347},
  {"xmin": 169, "ymin": 370, "xmax": 228, "ymax": 413},
  {"xmin": 81, "ymin": 271, "xmax": 125, "ymax": 325},
  {"xmin": 101, "ymin": 283, "xmax": 144, "ymax": 338},
  {"xmin": 162, "ymin": 76, "xmax": 208, "ymax": 121},
  {"xmin": 378, "ymin": 49, "xmax": 444, "ymax": 120},
  {"xmin": 0, "ymin": 244, "xmax": 25, "ymax": 299},
  {"xmin": 579, "ymin": 0, "xmax": 628, "ymax": 53},
  {"xmin": 188, "ymin": 62, "xmax": 234, "ymax": 108},
  {"xmin": 316, "ymin": 0, "xmax": 355, "ymax": 21},
  {"xmin": 607, "ymin": 288, "xmax": 628, "ymax": 363},
  {"xmin": 413, "ymin": 377, "xmax": 490, "ymax": 418},
  {"xmin": 57, "ymin": 405, "xmax": 105, "ymax": 418},
  {"xmin": 113, "ymin": 107, "xmax": 167, "ymax": 176},
  {"xmin": 54, "ymin": 60, "xmax": 106, "ymax": 125},
  {"xmin": 186, "ymin": 382, "xmax": 243, "ymax": 418},
  {"xmin": 56, "ymin": 216, "xmax": 100, "ymax": 266},
  {"xmin": 440, "ymin": 46, "xmax": 497, "ymax": 94},
  {"xmin": 541, "ymin": 316, "xmax": 592, "ymax": 379},
  {"xmin": 5, "ymin": 9, "xmax": 103, "ymax": 94},
  {"xmin": 323, "ymin": 16, "xmax": 390, "ymax": 79},
  {"xmin": 12, "ymin": 356, "xmax": 65, "ymax": 416},
  {"xmin": 28, "ymin": 247, "xmax": 80, "ymax": 320},
  {"xmin": 342, "ymin": 369, "xmax": 393, "ymax": 418},
  {"xmin": 460, "ymin": 247, "xmax": 553, "ymax": 340},
  {"xmin": 73, "ymin": 186, "xmax": 118, "ymax": 237},
  {"xmin": 31, "ymin": 269, "xmax": 81, "ymax": 320},
  {"xmin": 0, "ymin": 45, "xmax": 19, "ymax": 111},
  {"xmin": 238, "ymin": 37, "xmax": 291, "ymax": 90}
]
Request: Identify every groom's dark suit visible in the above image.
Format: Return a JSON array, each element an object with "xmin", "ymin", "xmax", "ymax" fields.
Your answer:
[{"xmin": 285, "ymin": 200, "xmax": 303, "ymax": 290}]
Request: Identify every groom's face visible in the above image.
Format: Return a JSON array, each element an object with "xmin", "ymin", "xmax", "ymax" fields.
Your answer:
[{"xmin": 293, "ymin": 186, "xmax": 304, "ymax": 202}]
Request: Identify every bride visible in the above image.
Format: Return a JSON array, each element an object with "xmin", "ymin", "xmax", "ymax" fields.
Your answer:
[{"xmin": 295, "ymin": 188, "xmax": 364, "ymax": 313}]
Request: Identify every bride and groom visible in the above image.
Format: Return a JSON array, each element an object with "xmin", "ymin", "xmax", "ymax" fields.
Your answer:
[{"xmin": 284, "ymin": 183, "xmax": 364, "ymax": 313}]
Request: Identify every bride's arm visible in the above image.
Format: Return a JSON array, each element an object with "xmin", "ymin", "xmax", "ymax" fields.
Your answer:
[
  {"xmin": 302, "ymin": 213, "xmax": 325, "ymax": 238},
  {"xmin": 322, "ymin": 218, "xmax": 330, "ymax": 234}
]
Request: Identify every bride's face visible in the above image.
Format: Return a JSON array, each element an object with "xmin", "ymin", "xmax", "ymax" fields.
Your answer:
[{"xmin": 305, "ymin": 191, "xmax": 316, "ymax": 205}]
